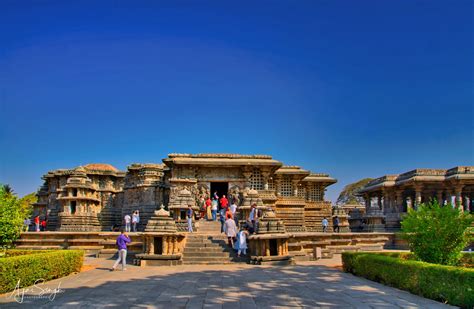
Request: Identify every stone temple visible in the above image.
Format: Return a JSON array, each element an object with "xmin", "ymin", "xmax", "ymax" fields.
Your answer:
[{"xmin": 33, "ymin": 154, "xmax": 337, "ymax": 233}]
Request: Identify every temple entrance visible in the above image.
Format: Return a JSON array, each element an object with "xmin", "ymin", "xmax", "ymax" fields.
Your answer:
[{"xmin": 210, "ymin": 182, "xmax": 229, "ymax": 200}]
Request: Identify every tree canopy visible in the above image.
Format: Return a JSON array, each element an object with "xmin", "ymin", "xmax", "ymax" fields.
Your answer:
[{"xmin": 336, "ymin": 178, "xmax": 373, "ymax": 205}]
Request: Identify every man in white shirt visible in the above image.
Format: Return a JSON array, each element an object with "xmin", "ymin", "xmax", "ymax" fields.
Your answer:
[{"xmin": 124, "ymin": 214, "xmax": 131, "ymax": 232}]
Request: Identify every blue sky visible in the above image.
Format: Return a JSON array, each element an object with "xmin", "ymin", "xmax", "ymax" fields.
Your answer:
[{"xmin": 0, "ymin": 1, "xmax": 472, "ymax": 202}]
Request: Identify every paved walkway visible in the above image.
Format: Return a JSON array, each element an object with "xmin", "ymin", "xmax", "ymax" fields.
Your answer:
[{"xmin": 0, "ymin": 256, "xmax": 453, "ymax": 309}]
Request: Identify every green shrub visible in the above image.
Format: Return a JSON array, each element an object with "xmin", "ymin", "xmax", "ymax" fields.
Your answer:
[
  {"xmin": 0, "ymin": 249, "xmax": 53, "ymax": 258},
  {"xmin": 0, "ymin": 186, "xmax": 24, "ymax": 249},
  {"xmin": 0, "ymin": 250, "xmax": 84, "ymax": 293},
  {"xmin": 342, "ymin": 252, "xmax": 474, "ymax": 308},
  {"xmin": 401, "ymin": 200, "xmax": 473, "ymax": 265}
]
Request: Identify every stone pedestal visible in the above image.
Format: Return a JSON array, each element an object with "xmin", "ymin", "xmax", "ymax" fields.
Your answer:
[
  {"xmin": 363, "ymin": 208, "xmax": 386, "ymax": 232},
  {"xmin": 248, "ymin": 209, "xmax": 293, "ymax": 265},
  {"xmin": 136, "ymin": 205, "xmax": 185, "ymax": 266}
]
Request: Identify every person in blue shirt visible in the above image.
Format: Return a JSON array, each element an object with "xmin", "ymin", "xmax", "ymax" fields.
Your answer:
[{"xmin": 187, "ymin": 205, "xmax": 194, "ymax": 233}]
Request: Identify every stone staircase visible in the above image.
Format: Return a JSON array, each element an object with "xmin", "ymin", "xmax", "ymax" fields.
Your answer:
[{"xmin": 182, "ymin": 220, "xmax": 244, "ymax": 264}]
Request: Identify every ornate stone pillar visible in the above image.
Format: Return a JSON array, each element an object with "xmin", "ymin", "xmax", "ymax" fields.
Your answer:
[
  {"xmin": 242, "ymin": 170, "xmax": 253, "ymax": 189},
  {"xmin": 436, "ymin": 191, "xmax": 443, "ymax": 205},
  {"xmin": 163, "ymin": 236, "xmax": 169, "ymax": 254},
  {"xmin": 395, "ymin": 190, "xmax": 403, "ymax": 212},
  {"xmin": 444, "ymin": 190, "xmax": 451, "ymax": 205},
  {"xmin": 377, "ymin": 194, "xmax": 382, "ymax": 210},
  {"xmin": 149, "ymin": 237, "xmax": 154, "ymax": 254},
  {"xmin": 365, "ymin": 194, "xmax": 371, "ymax": 209},
  {"xmin": 274, "ymin": 177, "xmax": 281, "ymax": 197},
  {"xmin": 414, "ymin": 185, "xmax": 422, "ymax": 209},
  {"xmin": 455, "ymin": 185, "xmax": 463, "ymax": 211},
  {"xmin": 261, "ymin": 171, "xmax": 271, "ymax": 190},
  {"xmin": 292, "ymin": 180, "xmax": 299, "ymax": 197}
]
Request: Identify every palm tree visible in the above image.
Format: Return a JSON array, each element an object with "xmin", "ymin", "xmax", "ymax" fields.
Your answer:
[{"xmin": 2, "ymin": 184, "xmax": 14, "ymax": 195}]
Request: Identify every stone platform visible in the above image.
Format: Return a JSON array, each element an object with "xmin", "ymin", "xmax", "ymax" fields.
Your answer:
[{"xmin": 15, "ymin": 228, "xmax": 401, "ymax": 263}]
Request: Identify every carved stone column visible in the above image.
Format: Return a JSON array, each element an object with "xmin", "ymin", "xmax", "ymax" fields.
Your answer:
[
  {"xmin": 292, "ymin": 180, "xmax": 299, "ymax": 197},
  {"xmin": 242, "ymin": 170, "xmax": 253, "ymax": 189},
  {"xmin": 414, "ymin": 185, "xmax": 423, "ymax": 209},
  {"xmin": 261, "ymin": 171, "xmax": 271, "ymax": 190},
  {"xmin": 436, "ymin": 191, "xmax": 443, "ymax": 205},
  {"xmin": 274, "ymin": 177, "xmax": 281, "ymax": 197},
  {"xmin": 454, "ymin": 185, "xmax": 464, "ymax": 211},
  {"xmin": 395, "ymin": 190, "xmax": 403, "ymax": 212}
]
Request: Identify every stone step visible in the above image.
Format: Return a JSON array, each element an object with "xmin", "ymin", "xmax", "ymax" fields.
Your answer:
[
  {"xmin": 183, "ymin": 247, "xmax": 229, "ymax": 253},
  {"xmin": 182, "ymin": 252, "xmax": 230, "ymax": 258},
  {"xmin": 182, "ymin": 257, "xmax": 232, "ymax": 264},
  {"xmin": 185, "ymin": 243, "xmax": 227, "ymax": 248}
]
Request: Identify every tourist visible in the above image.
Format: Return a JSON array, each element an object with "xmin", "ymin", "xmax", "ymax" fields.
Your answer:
[
  {"xmin": 199, "ymin": 197, "xmax": 206, "ymax": 219},
  {"xmin": 213, "ymin": 191, "xmax": 219, "ymax": 200},
  {"xmin": 111, "ymin": 229, "xmax": 131, "ymax": 271},
  {"xmin": 333, "ymin": 216, "xmax": 340, "ymax": 233},
  {"xmin": 124, "ymin": 214, "xmax": 131, "ymax": 232},
  {"xmin": 220, "ymin": 194, "xmax": 229, "ymax": 210},
  {"xmin": 248, "ymin": 204, "xmax": 258, "ymax": 233},
  {"xmin": 23, "ymin": 218, "xmax": 31, "ymax": 232},
  {"xmin": 224, "ymin": 213, "xmax": 238, "ymax": 247},
  {"xmin": 236, "ymin": 226, "xmax": 249, "ymax": 257},
  {"xmin": 230, "ymin": 201, "xmax": 238, "ymax": 225},
  {"xmin": 205, "ymin": 197, "xmax": 212, "ymax": 220},
  {"xmin": 132, "ymin": 210, "xmax": 140, "ymax": 232},
  {"xmin": 41, "ymin": 218, "xmax": 47, "ymax": 231},
  {"xmin": 187, "ymin": 205, "xmax": 194, "ymax": 233},
  {"xmin": 219, "ymin": 207, "xmax": 226, "ymax": 233},
  {"xmin": 230, "ymin": 201, "xmax": 237, "ymax": 217},
  {"xmin": 211, "ymin": 198, "xmax": 218, "ymax": 221},
  {"xmin": 34, "ymin": 215, "xmax": 40, "ymax": 232},
  {"xmin": 322, "ymin": 217, "xmax": 329, "ymax": 233}
]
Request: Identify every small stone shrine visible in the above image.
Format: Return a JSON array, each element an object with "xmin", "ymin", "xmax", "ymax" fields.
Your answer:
[
  {"xmin": 136, "ymin": 205, "xmax": 185, "ymax": 266},
  {"xmin": 248, "ymin": 208, "xmax": 292, "ymax": 265}
]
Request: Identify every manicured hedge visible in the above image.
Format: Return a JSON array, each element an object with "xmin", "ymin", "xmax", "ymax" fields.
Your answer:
[
  {"xmin": 1, "ymin": 249, "xmax": 52, "ymax": 258},
  {"xmin": 375, "ymin": 251, "xmax": 474, "ymax": 268},
  {"xmin": 342, "ymin": 252, "xmax": 474, "ymax": 308},
  {"xmin": 0, "ymin": 250, "xmax": 84, "ymax": 293}
]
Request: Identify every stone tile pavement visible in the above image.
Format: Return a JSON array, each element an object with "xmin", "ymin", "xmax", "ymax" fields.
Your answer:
[{"xmin": 0, "ymin": 256, "xmax": 454, "ymax": 308}]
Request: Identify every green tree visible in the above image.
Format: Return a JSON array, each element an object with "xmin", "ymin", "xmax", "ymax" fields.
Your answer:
[
  {"xmin": 0, "ymin": 185, "xmax": 24, "ymax": 249},
  {"xmin": 2, "ymin": 184, "xmax": 14, "ymax": 195},
  {"xmin": 18, "ymin": 192, "xmax": 36, "ymax": 219},
  {"xmin": 337, "ymin": 178, "xmax": 373, "ymax": 205},
  {"xmin": 401, "ymin": 199, "xmax": 473, "ymax": 266}
]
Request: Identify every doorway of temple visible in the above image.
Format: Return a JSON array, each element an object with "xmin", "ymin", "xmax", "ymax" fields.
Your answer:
[{"xmin": 210, "ymin": 182, "xmax": 229, "ymax": 201}]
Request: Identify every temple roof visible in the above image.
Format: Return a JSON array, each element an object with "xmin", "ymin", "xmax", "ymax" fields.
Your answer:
[
  {"xmin": 302, "ymin": 173, "xmax": 337, "ymax": 184},
  {"xmin": 163, "ymin": 153, "xmax": 283, "ymax": 167},
  {"xmin": 359, "ymin": 166, "xmax": 474, "ymax": 193},
  {"xmin": 84, "ymin": 163, "xmax": 119, "ymax": 172}
]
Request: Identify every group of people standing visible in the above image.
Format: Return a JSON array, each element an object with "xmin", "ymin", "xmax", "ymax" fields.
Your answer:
[
  {"xmin": 23, "ymin": 215, "xmax": 46, "ymax": 232},
  {"xmin": 122, "ymin": 210, "xmax": 140, "ymax": 232}
]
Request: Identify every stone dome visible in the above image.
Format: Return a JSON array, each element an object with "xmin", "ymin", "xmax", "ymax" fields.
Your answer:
[{"xmin": 83, "ymin": 163, "xmax": 118, "ymax": 172}]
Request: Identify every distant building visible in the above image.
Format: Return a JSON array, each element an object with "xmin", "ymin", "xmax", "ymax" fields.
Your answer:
[{"xmin": 358, "ymin": 166, "xmax": 474, "ymax": 231}]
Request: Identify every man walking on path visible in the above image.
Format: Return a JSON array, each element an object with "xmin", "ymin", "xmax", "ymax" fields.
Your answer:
[
  {"xmin": 187, "ymin": 205, "xmax": 194, "ymax": 233},
  {"xmin": 322, "ymin": 217, "xmax": 328, "ymax": 233},
  {"xmin": 111, "ymin": 230, "xmax": 131, "ymax": 271}
]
